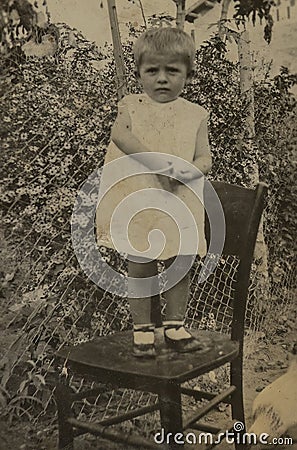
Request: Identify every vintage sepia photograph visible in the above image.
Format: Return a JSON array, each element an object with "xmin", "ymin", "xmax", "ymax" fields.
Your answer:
[{"xmin": 0, "ymin": 1, "xmax": 296, "ymax": 449}]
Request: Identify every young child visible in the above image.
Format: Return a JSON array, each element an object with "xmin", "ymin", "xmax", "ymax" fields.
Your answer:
[{"xmin": 96, "ymin": 28, "xmax": 212, "ymax": 358}]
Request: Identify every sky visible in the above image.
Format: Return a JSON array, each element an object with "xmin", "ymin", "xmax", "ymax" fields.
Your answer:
[
  {"xmin": 44, "ymin": 0, "xmax": 297, "ymax": 82},
  {"xmin": 46, "ymin": 0, "xmax": 177, "ymax": 48}
]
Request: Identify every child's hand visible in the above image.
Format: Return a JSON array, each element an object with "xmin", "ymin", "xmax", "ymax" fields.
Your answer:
[
  {"xmin": 175, "ymin": 170, "xmax": 196, "ymax": 182},
  {"xmin": 174, "ymin": 168, "xmax": 203, "ymax": 183}
]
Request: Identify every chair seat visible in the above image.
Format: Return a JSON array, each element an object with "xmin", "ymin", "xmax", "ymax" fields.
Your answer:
[{"xmin": 57, "ymin": 329, "xmax": 238, "ymax": 390}]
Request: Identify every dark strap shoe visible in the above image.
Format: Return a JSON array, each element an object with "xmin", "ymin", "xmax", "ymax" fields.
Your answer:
[{"xmin": 164, "ymin": 332, "xmax": 205, "ymax": 353}]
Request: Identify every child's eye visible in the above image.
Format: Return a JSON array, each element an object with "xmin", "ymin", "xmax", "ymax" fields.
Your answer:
[{"xmin": 146, "ymin": 68, "xmax": 157, "ymax": 74}]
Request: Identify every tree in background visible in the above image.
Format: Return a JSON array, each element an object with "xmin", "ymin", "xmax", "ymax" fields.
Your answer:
[
  {"xmin": 0, "ymin": 0, "xmax": 61, "ymax": 64},
  {"xmin": 233, "ymin": 0, "xmax": 275, "ymax": 44}
]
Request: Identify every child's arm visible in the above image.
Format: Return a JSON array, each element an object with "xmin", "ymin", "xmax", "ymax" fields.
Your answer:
[
  {"xmin": 111, "ymin": 101, "xmax": 172, "ymax": 174},
  {"xmin": 174, "ymin": 118, "xmax": 212, "ymax": 182},
  {"xmin": 192, "ymin": 118, "xmax": 212, "ymax": 175}
]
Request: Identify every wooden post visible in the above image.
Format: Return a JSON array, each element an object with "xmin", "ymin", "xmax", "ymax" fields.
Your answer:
[
  {"xmin": 238, "ymin": 28, "xmax": 269, "ymax": 302},
  {"xmin": 218, "ymin": 0, "xmax": 231, "ymax": 39},
  {"xmin": 137, "ymin": 0, "xmax": 147, "ymax": 29},
  {"xmin": 238, "ymin": 30, "xmax": 255, "ymax": 142},
  {"xmin": 237, "ymin": 28, "xmax": 260, "ymax": 186},
  {"xmin": 173, "ymin": 0, "xmax": 186, "ymax": 30},
  {"xmin": 107, "ymin": 0, "xmax": 127, "ymax": 100}
]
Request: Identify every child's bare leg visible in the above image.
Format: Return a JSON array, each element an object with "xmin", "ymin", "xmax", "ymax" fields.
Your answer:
[
  {"xmin": 127, "ymin": 258, "xmax": 158, "ymax": 357},
  {"xmin": 164, "ymin": 257, "xmax": 190, "ymax": 321},
  {"xmin": 127, "ymin": 258, "xmax": 158, "ymax": 323},
  {"xmin": 163, "ymin": 256, "xmax": 203, "ymax": 352}
]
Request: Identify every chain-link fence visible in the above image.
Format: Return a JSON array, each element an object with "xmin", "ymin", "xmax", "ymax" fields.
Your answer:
[{"xmin": 0, "ymin": 21, "xmax": 295, "ymax": 438}]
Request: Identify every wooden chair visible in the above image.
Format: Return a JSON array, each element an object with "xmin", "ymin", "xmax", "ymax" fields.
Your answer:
[{"xmin": 54, "ymin": 181, "xmax": 267, "ymax": 450}]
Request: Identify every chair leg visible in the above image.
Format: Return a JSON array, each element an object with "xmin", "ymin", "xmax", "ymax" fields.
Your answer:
[
  {"xmin": 230, "ymin": 357, "xmax": 245, "ymax": 450},
  {"xmin": 54, "ymin": 382, "xmax": 74, "ymax": 450},
  {"xmin": 158, "ymin": 382, "xmax": 184, "ymax": 450}
]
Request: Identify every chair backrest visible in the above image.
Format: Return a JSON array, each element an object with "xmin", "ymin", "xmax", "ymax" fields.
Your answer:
[
  {"xmin": 204, "ymin": 181, "xmax": 268, "ymax": 344},
  {"xmin": 204, "ymin": 181, "xmax": 267, "ymax": 258}
]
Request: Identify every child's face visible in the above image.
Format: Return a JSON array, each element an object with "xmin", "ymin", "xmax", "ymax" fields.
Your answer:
[{"xmin": 138, "ymin": 52, "xmax": 190, "ymax": 103}]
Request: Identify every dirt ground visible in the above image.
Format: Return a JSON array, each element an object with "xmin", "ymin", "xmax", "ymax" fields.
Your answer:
[{"xmin": 0, "ymin": 304, "xmax": 296, "ymax": 450}]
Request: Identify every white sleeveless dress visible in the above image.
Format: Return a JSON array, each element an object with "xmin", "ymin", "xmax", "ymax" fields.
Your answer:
[{"xmin": 96, "ymin": 93, "xmax": 209, "ymax": 261}]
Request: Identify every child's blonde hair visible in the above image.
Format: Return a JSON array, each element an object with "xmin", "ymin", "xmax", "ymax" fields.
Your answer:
[{"xmin": 133, "ymin": 28, "xmax": 195, "ymax": 74}]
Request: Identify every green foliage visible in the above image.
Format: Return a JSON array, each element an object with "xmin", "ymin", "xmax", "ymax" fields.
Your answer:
[
  {"xmin": 233, "ymin": 0, "xmax": 275, "ymax": 43},
  {"xmin": 0, "ymin": 0, "xmax": 56, "ymax": 70},
  {"xmin": 1, "ymin": 0, "xmax": 36, "ymax": 37}
]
